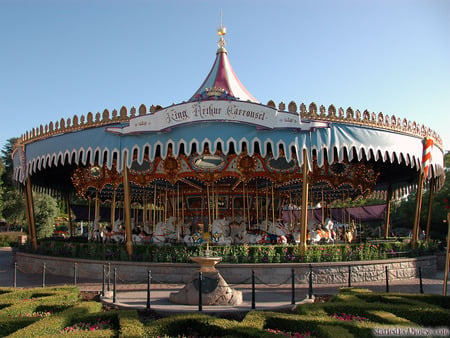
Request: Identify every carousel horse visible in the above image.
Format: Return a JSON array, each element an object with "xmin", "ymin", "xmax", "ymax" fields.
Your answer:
[
  {"xmin": 152, "ymin": 221, "xmax": 167, "ymax": 244},
  {"xmin": 210, "ymin": 218, "xmax": 233, "ymax": 245},
  {"xmin": 229, "ymin": 220, "xmax": 245, "ymax": 244},
  {"xmin": 244, "ymin": 229, "xmax": 268, "ymax": 244},
  {"xmin": 323, "ymin": 218, "xmax": 336, "ymax": 243},
  {"xmin": 90, "ymin": 217, "xmax": 102, "ymax": 242},
  {"xmin": 308, "ymin": 229, "xmax": 322, "ymax": 244}
]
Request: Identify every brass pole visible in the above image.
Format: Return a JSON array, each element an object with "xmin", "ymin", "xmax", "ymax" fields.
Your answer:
[
  {"xmin": 271, "ymin": 183, "xmax": 275, "ymax": 225},
  {"xmin": 111, "ymin": 189, "xmax": 116, "ymax": 227},
  {"xmin": 24, "ymin": 177, "xmax": 37, "ymax": 249},
  {"xmin": 265, "ymin": 186, "xmax": 269, "ymax": 231},
  {"xmin": 65, "ymin": 193, "xmax": 73, "ymax": 237},
  {"xmin": 122, "ymin": 155, "xmax": 133, "ymax": 259},
  {"xmin": 384, "ymin": 186, "xmax": 393, "ymax": 239},
  {"xmin": 300, "ymin": 148, "xmax": 309, "ymax": 254},
  {"xmin": 425, "ymin": 178, "xmax": 435, "ymax": 241}
]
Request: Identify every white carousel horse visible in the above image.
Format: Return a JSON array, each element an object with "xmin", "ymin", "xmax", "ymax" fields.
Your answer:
[
  {"xmin": 210, "ymin": 218, "xmax": 233, "ymax": 245},
  {"xmin": 90, "ymin": 217, "xmax": 102, "ymax": 242},
  {"xmin": 308, "ymin": 229, "xmax": 322, "ymax": 244},
  {"xmin": 229, "ymin": 220, "xmax": 245, "ymax": 244},
  {"xmin": 324, "ymin": 218, "xmax": 336, "ymax": 243},
  {"xmin": 152, "ymin": 221, "xmax": 166, "ymax": 244},
  {"xmin": 110, "ymin": 219, "xmax": 125, "ymax": 243},
  {"xmin": 244, "ymin": 230, "xmax": 268, "ymax": 244}
]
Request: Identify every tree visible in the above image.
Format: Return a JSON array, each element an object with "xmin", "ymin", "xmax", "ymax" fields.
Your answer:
[
  {"xmin": 34, "ymin": 193, "xmax": 58, "ymax": 239},
  {"xmin": 1, "ymin": 138, "xmax": 18, "ymax": 189},
  {"xmin": 1, "ymin": 189, "xmax": 26, "ymax": 226},
  {"xmin": 0, "ymin": 158, "xmax": 4, "ymax": 218}
]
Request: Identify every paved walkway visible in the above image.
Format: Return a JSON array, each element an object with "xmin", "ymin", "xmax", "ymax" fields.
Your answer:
[{"xmin": 0, "ymin": 247, "xmax": 448, "ymax": 315}]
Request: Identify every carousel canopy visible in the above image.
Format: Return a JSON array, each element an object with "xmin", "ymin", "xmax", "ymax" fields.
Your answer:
[{"xmin": 12, "ymin": 26, "xmax": 445, "ymax": 205}]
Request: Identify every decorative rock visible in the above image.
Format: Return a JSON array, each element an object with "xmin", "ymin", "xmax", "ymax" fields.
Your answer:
[{"xmin": 169, "ymin": 271, "xmax": 242, "ymax": 306}]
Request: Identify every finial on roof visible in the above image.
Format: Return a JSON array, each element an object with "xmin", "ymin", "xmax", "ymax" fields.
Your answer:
[{"xmin": 217, "ymin": 9, "xmax": 227, "ymax": 51}]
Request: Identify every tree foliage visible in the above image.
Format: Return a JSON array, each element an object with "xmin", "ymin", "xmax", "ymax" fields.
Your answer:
[{"xmin": 34, "ymin": 193, "xmax": 59, "ymax": 238}]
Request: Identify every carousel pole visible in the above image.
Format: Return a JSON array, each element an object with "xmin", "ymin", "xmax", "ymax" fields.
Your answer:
[
  {"xmin": 265, "ymin": 186, "xmax": 269, "ymax": 231},
  {"xmin": 177, "ymin": 183, "xmax": 180, "ymax": 241},
  {"xmin": 243, "ymin": 183, "xmax": 246, "ymax": 228},
  {"xmin": 425, "ymin": 177, "xmax": 435, "ymax": 241},
  {"xmin": 164, "ymin": 186, "xmax": 168, "ymax": 221},
  {"xmin": 181, "ymin": 187, "xmax": 185, "ymax": 224},
  {"xmin": 153, "ymin": 184, "xmax": 156, "ymax": 232},
  {"xmin": 65, "ymin": 192, "xmax": 73, "ymax": 237},
  {"xmin": 207, "ymin": 184, "xmax": 211, "ymax": 226},
  {"xmin": 87, "ymin": 196, "xmax": 91, "ymax": 235},
  {"xmin": 122, "ymin": 154, "xmax": 133, "ymax": 259},
  {"xmin": 255, "ymin": 182, "xmax": 259, "ymax": 224},
  {"xmin": 24, "ymin": 176, "xmax": 38, "ymax": 250},
  {"xmin": 247, "ymin": 185, "xmax": 251, "ymax": 227},
  {"xmin": 111, "ymin": 189, "xmax": 116, "ymax": 228},
  {"xmin": 271, "ymin": 183, "xmax": 275, "ymax": 226},
  {"xmin": 384, "ymin": 186, "xmax": 393, "ymax": 239},
  {"xmin": 300, "ymin": 148, "xmax": 309, "ymax": 254},
  {"xmin": 321, "ymin": 188, "xmax": 325, "ymax": 225},
  {"xmin": 143, "ymin": 195, "xmax": 147, "ymax": 230}
]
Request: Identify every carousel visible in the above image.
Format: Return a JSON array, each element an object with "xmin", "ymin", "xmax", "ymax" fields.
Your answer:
[{"xmin": 12, "ymin": 25, "xmax": 446, "ymax": 258}]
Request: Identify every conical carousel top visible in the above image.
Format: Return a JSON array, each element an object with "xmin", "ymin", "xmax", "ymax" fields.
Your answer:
[
  {"xmin": 12, "ymin": 25, "xmax": 445, "ymax": 208},
  {"xmin": 190, "ymin": 25, "xmax": 258, "ymax": 103}
]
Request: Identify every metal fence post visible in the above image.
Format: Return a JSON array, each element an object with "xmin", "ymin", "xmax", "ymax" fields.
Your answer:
[
  {"xmin": 291, "ymin": 268, "xmax": 295, "ymax": 305},
  {"xmin": 252, "ymin": 270, "xmax": 256, "ymax": 309},
  {"xmin": 348, "ymin": 265, "xmax": 352, "ymax": 287},
  {"xmin": 113, "ymin": 267, "xmax": 117, "ymax": 303},
  {"xmin": 146, "ymin": 270, "xmax": 152, "ymax": 310},
  {"xmin": 73, "ymin": 263, "xmax": 77, "ymax": 286},
  {"xmin": 308, "ymin": 264, "xmax": 313, "ymax": 299},
  {"xmin": 108, "ymin": 262, "xmax": 111, "ymax": 291},
  {"xmin": 419, "ymin": 267, "xmax": 424, "ymax": 294},
  {"xmin": 13, "ymin": 262, "xmax": 17, "ymax": 288},
  {"xmin": 385, "ymin": 266, "xmax": 389, "ymax": 293},
  {"xmin": 198, "ymin": 271, "xmax": 203, "ymax": 312},
  {"xmin": 42, "ymin": 262, "xmax": 46, "ymax": 288},
  {"xmin": 102, "ymin": 265, "xmax": 106, "ymax": 296}
]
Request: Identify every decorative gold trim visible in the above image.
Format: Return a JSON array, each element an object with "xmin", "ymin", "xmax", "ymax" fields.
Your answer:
[{"xmin": 16, "ymin": 101, "xmax": 443, "ymax": 150}]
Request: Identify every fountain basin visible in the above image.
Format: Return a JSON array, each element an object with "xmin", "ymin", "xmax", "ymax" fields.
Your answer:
[{"xmin": 190, "ymin": 256, "xmax": 222, "ymax": 273}]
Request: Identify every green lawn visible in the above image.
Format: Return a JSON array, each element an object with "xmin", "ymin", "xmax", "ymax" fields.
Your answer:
[{"xmin": 0, "ymin": 286, "xmax": 449, "ymax": 337}]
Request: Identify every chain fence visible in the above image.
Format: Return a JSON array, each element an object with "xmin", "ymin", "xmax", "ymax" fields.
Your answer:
[{"xmin": 9, "ymin": 259, "xmax": 429, "ymax": 311}]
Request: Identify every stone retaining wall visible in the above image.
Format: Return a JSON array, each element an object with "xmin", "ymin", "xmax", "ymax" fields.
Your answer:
[{"xmin": 15, "ymin": 252, "xmax": 436, "ymax": 285}]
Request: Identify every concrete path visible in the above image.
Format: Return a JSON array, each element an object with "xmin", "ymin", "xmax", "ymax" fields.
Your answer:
[{"xmin": 1, "ymin": 247, "xmax": 448, "ymax": 315}]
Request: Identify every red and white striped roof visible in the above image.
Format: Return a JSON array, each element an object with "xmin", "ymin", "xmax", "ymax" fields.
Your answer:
[{"xmin": 190, "ymin": 27, "xmax": 258, "ymax": 103}]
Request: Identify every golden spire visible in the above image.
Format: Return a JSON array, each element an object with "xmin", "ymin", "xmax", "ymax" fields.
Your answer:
[{"xmin": 217, "ymin": 9, "xmax": 227, "ymax": 50}]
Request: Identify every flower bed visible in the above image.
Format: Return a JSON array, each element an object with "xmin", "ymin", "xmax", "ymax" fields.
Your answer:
[{"xmin": 16, "ymin": 239, "xmax": 440, "ymax": 264}]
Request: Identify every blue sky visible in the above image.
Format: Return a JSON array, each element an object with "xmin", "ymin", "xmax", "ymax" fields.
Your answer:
[{"xmin": 1, "ymin": 0, "xmax": 449, "ymax": 153}]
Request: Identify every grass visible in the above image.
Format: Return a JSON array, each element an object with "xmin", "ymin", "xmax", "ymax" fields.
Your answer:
[{"xmin": 0, "ymin": 286, "xmax": 449, "ymax": 337}]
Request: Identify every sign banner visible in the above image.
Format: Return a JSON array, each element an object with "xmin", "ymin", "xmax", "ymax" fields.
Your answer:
[{"xmin": 106, "ymin": 101, "xmax": 328, "ymax": 135}]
